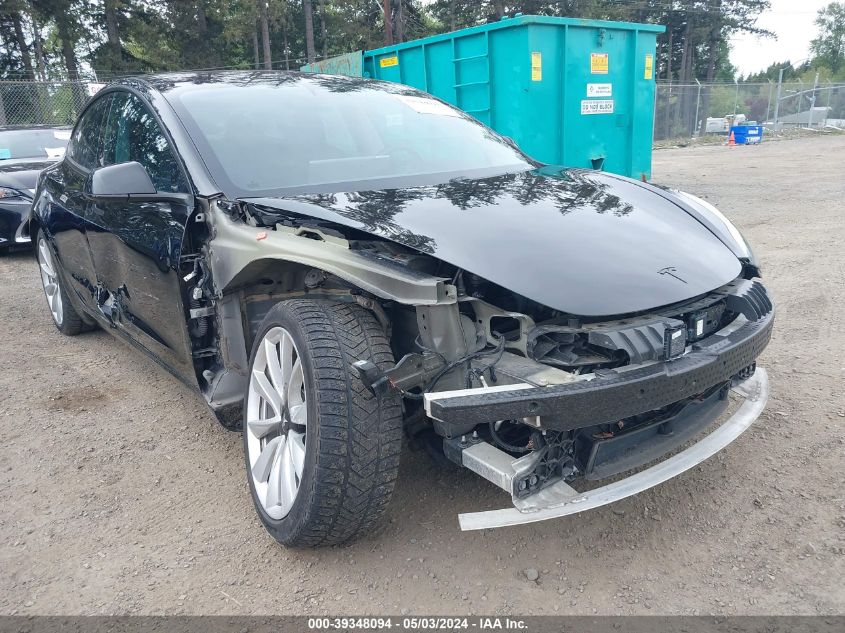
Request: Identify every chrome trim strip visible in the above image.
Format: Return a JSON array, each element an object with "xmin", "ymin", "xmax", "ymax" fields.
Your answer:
[{"xmin": 457, "ymin": 368, "xmax": 768, "ymax": 531}]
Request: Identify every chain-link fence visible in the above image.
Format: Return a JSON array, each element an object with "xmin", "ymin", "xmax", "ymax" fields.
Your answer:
[
  {"xmin": 0, "ymin": 80, "xmax": 105, "ymax": 127},
  {"xmin": 654, "ymin": 80, "xmax": 845, "ymax": 142},
  {"xmin": 3, "ymin": 77, "xmax": 844, "ymax": 144}
]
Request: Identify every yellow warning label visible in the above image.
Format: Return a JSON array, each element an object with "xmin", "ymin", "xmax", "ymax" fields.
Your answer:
[
  {"xmin": 531, "ymin": 52, "xmax": 542, "ymax": 81},
  {"xmin": 644, "ymin": 54, "xmax": 654, "ymax": 80},
  {"xmin": 379, "ymin": 56, "xmax": 399, "ymax": 68},
  {"xmin": 590, "ymin": 52, "xmax": 609, "ymax": 75}
]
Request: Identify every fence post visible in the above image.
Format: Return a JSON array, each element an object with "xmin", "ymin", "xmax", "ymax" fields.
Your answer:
[
  {"xmin": 807, "ymin": 72, "xmax": 819, "ymax": 129},
  {"xmin": 693, "ymin": 79, "xmax": 702, "ymax": 137},
  {"xmin": 826, "ymin": 79, "xmax": 833, "ymax": 126},
  {"xmin": 797, "ymin": 78, "xmax": 804, "ymax": 124},
  {"xmin": 766, "ymin": 80, "xmax": 773, "ymax": 122},
  {"xmin": 733, "ymin": 78, "xmax": 739, "ymax": 116},
  {"xmin": 653, "ymin": 81, "xmax": 659, "ymax": 141},
  {"xmin": 773, "ymin": 68, "xmax": 784, "ymax": 128}
]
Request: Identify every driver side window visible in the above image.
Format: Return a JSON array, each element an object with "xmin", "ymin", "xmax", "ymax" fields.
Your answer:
[
  {"xmin": 67, "ymin": 95, "xmax": 111, "ymax": 170},
  {"xmin": 101, "ymin": 92, "xmax": 187, "ymax": 193}
]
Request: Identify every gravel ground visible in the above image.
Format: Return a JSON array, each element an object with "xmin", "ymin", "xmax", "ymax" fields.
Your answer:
[{"xmin": 1, "ymin": 135, "xmax": 843, "ymax": 617}]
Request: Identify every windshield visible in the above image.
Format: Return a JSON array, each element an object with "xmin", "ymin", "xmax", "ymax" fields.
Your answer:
[
  {"xmin": 169, "ymin": 76, "xmax": 532, "ymax": 197},
  {"xmin": 0, "ymin": 128, "xmax": 69, "ymax": 160}
]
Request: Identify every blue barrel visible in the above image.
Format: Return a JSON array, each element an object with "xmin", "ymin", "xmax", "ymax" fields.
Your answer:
[{"xmin": 730, "ymin": 125, "xmax": 763, "ymax": 145}]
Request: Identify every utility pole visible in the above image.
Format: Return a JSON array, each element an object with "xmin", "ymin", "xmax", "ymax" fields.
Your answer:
[
  {"xmin": 396, "ymin": 0, "xmax": 405, "ymax": 43},
  {"xmin": 258, "ymin": 0, "xmax": 272, "ymax": 70},
  {"xmin": 383, "ymin": 0, "xmax": 393, "ymax": 46},
  {"xmin": 304, "ymin": 0, "xmax": 316, "ymax": 64}
]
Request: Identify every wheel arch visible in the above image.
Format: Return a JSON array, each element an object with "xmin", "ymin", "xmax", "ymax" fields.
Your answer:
[
  {"xmin": 204, "ymin": 257, "xmax": 395, "ymax": 430},
  {"xmin": 200, "ymin": 205, "xmax": 458, "ymax": 428}
]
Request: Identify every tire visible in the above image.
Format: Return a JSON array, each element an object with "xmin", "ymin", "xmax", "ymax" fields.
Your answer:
[
  {"xmin": 36, "ymin": 230, "xmax": 86, "ymax": 336},
  {"xmin": 243, "ymin": 299, "xmax": 403, "ymax": 547}
]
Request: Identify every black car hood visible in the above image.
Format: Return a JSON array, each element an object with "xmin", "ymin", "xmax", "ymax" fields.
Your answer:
[
  {"xmin": 246, "ymin": 168, "xmax": 742, "ymax": 316},
  {"xmin": 0, "ymin": 158, "xmax": 55, "ymax": 192}
]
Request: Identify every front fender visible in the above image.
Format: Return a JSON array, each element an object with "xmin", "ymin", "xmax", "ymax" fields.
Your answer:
[{"xmin": 205, "ymin": 201, "xmax": 457, "ymax": 306}]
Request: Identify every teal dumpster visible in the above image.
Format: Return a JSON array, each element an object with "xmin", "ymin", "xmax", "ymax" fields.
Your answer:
[
  {"xmin": 303, "ymin": 16, "xmax": 664, "ymax": 178},
  {"xmin": 354, "ymin": 15, "xmax": 664, "ymax": 179}
]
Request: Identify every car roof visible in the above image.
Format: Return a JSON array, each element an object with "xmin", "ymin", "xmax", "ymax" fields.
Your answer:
[{"xmin": 110, "ymin": 70, "xmax": 386, "ymax": 98}]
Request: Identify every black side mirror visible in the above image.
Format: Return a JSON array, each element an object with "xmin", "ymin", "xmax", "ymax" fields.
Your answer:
[
  {"xmin": 91, "ymin": 161, "xmax": 155, "ymax": 198},
  {"xmin": 90, "ymin": 162, "xmax": 187, "ymax": 203}
]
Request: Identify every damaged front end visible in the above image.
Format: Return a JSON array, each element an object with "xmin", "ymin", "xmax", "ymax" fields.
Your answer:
[
  {"xmin": 353, "ymin": 270, "xmax": 774, "ymax": 530},
  {"xmin": 198, "ymin": 193, "xmax": 773, "ymax": 531}
]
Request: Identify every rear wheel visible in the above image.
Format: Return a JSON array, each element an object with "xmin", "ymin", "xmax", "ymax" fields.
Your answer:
[
  {"xmin": 244, "ymin": 299, "xmax": 403, "ymax": 547},
  {"xmin": 37, "ymin": 231, "xmax": 85, "ymax": 336}
]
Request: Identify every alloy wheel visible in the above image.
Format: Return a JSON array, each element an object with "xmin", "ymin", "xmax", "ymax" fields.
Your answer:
[
  {"xmin": 246, "ymin": 327, "xmax": 308, "ymax": 520},
  {"xmin": 37, "ymin": 237, "xmax": 63, "ymax": 326}
]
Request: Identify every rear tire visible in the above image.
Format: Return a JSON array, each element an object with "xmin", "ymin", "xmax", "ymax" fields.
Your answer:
[
  {"xmin": 36, "ymin": 230, "xmax": 85, "ymax": 336},
  {"xmin": 243, "ymin": 299, "xmax": 403, "ymax": 547}
]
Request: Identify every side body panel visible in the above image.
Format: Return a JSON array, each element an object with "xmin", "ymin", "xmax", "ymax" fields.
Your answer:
[
  {"xmin": 84, "ymin": 88, "xmax": 198, "ymax": 381},
  {"xmin": 86, "ymin": 196, "xmax": 196, "ymax": 379},
  {"xmin": 45, "ymin": 162, "xmax": 100, "ymax": 306}
]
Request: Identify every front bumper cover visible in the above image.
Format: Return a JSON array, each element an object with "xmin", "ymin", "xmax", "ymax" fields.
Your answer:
[
  {"xmin": 425, "ymin": 306, "xmax": 774, "ymax": 433},
  {"xmin": 458, "ymin": 367, "xmax": 769, "ymax": 530}
]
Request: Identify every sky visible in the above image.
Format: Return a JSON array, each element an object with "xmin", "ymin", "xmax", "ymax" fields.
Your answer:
[{"xmin": 729, "ymin": 0, "xmax": 828, "ymax": 76}]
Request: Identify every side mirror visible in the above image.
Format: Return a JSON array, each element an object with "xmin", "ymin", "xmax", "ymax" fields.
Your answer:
[
  {"xmin": 91, "ymin": 161, "xmax": 156, "ymax": 198},
  {"xmin": 90, "ymin": 162, "xmax": 188, "ymax": 203}
]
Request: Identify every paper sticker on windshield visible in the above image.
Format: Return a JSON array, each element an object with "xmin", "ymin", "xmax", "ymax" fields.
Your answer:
[
  {"xmin": 0, "ymin": 149, "xmax": 10, "ymax": 159},
  {"xmin": 581, "ymin": 99, "xmax": 614, "ymax": 115},
  {"xmin": 380, "ymin": 56, "xmax": 399, "ymax": 68},
  {"xmin": 54, "ymin": 130, "xmax": 71, "ymax": 140},
  {"xmin": 590, "ymin": 53, "xmax": 609, "ymax": 74},
  {"xmin": 395, "ymin": 94, "xmax": 460, "ymax": 117},
  {"xmin": 45, "ymin": 147, "xmax": 66, "ymax": 158}
]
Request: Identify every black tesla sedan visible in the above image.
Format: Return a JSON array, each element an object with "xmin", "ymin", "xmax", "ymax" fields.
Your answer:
[
  {"xmin": 0, "ymin": 126, "xmax": 69, "ymax": 253},
  {"xmin": 29, "ymin": 72, "xmax": 772, "ymax": 546}
]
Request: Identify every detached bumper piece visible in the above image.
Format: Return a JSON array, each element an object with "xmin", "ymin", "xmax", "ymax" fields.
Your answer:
[{"xmin": 456, "ymin": 368, "xmax": 769, "ymax": 531}]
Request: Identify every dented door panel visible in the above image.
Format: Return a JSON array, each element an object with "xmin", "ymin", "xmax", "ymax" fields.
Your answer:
[{"xmin": 86, "ymin": 195, "xmax": 195, "ymax": 380}]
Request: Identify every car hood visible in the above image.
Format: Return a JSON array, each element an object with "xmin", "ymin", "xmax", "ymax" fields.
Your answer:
[
  {"xmin": 0, "ymin": 158, "xmax": 55, "ymax": 193},
  {"xmin": 245, "ymin": 167, "xmax": 742, "ymax": 316}
]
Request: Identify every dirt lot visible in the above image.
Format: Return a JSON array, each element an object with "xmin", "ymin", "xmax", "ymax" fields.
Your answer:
[{"xmin": 1, "ymin": 135, "xmax": 844, "ymax": 617}]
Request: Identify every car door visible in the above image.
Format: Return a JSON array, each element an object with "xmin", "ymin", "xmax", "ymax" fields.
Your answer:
[
  {"xmin": 39, "ymin": 94, "xmax": 111, "ymax": 310},
  {"xmin": 86, "ymin": 90, "xmax": 196, "ymax": 380}
]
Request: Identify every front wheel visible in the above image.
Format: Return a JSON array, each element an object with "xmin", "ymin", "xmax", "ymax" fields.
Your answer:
[
  {"xmin": 243, "ymin": 299, "xmax": 403, "ymax": 547},
  {"xmin": 36, "ymin": 231, "xmax": 86, "ymax": 335}
]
